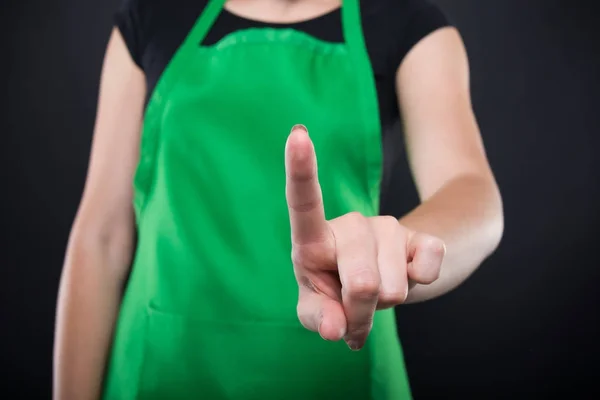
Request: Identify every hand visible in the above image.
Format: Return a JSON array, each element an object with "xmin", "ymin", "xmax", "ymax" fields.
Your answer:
[{"xmin": 285, "ymin": 125, "xmax": 446, "ymax": 351}]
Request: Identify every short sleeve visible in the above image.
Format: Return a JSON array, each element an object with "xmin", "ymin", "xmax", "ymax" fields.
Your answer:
[
  {"xmin": 113, "ymin": 0, "xmax": 147, "ymax": 68},
  {"xmin": 391, "ymin": 0, "xmax": 452, "ymax": 69}
]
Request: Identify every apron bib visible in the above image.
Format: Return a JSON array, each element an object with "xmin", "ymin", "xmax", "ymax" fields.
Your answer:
[{"xmin": 103, "ymin": 0, "xmax": 411, "ymax": 398}]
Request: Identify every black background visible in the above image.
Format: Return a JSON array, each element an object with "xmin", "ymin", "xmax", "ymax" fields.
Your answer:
[{"xmin": 1, "ymin": 0, "xmax": 599, "ymax": 398}]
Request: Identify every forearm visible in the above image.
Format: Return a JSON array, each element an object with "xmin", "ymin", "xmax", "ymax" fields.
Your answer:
[
  {"xmin": 53, "ymin": 236, "xmax": 130, "ymax": 400},
  {"xmin": 400, "ymin": 173, "xmax": 504, "ymax": 303}
]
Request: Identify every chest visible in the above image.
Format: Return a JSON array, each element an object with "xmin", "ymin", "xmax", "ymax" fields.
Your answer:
[
  {"xmin": 159, "ymin": 30, "xmax": 371, "ymax": 169},
  {"xmin": 140, "ymin": 1, "xmax": 399, "ymax": 128}
]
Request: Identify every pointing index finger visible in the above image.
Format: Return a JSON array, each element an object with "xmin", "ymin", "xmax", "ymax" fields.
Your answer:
[{"xmin": 285, "ymin": 125, "xmax": 329, "ymax": 246}]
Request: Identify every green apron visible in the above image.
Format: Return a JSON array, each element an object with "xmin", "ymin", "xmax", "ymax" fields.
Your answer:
[{"xmin": 103, "ymin": 0, "xmax": 411, "ymax": 398}]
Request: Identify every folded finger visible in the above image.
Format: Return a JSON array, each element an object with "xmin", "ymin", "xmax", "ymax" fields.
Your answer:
[
  {"xmin": 407, "ymin": 232, "xmax": 445, "ymax": 284},
  {"xmin": 297, "ymin": 287, "xmax": 347, "ymax": 341},
  {"xmin": 330, "ymin": 213, "xmax": 380, "ymax": 350},
  {"xmin": 370, "ymin": 216, "xmax": 409, "ymax": 309}
]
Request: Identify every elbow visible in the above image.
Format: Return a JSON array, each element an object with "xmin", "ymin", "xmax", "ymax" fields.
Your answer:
[
  {"xmin": 485, "ymin": 210, "xmax": 504, "ymax": 258},
  {"xmin": 66, "ymin": 216, "xmax": 135, "ymax": 284},
  {"xmin": 481, "ymin": 183, "xmax": 504, "ymax": 259}
]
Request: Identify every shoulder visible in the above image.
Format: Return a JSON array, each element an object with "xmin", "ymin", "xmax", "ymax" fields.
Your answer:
[
  {"xmin": 361, "ymin": 0, "xmax": 450, "ymax": 36},
  {"xmin": 116, "ymin": 0, "xmax": 209, "ymax": 27},
  {"xmin": 361, "ymin": 0, "xmax": 452, "ymax": 70},
  {"xmin": 115, "ymin": 0, "xmax": 210, "ymax": 38},
  {"xmin": 361, "ymin": 0, "xmax": 447, "ymax": 20},
  {"xmin": 114, "ymin": 0, "xmax": 209, "ymax": 67}
]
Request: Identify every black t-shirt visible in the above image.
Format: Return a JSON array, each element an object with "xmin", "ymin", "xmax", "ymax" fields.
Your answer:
[{"xmin": 114, "ymin": 0, "xmax": 450, "ymax": 204}]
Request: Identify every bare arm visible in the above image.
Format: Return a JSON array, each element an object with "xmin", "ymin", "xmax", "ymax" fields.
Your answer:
[
  {"xmin": 395, "ymin": 27, "xmax": 504, "ymax": 303},
  {"xmin": 53, "ymin": 29, "xmax": 146, "ymax": 400}
]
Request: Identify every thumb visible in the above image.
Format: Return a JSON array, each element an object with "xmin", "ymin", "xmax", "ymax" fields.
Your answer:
[{"xmin": 406, "ymin": 232, "xmax": 445, "ymax": 284}]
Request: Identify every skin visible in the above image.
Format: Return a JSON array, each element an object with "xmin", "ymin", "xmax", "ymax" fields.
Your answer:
[
  {"xmin": 286, "ymin": 125, "xmax": 446, "ymax": 349},
  {"xmin": 53, "ymin": 0, "xmax": 503, "ymax": 398}
]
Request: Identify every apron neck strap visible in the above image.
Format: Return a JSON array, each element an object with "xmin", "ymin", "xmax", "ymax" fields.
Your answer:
[
  {"xmin": 189, "ymin": 0, "xmax": 228, "ymax": 45},
  {"xmin": 340, "ymin": 0, "xmax": 366, "ymax": 49},
  {"xmin": 189, "ymin": 0, "xmax": 364, "ymax": 47}
]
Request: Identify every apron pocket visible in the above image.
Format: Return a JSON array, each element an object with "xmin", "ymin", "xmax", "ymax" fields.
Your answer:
[{"xmin": 138, "ymin": 305, "xmax": 371, "ymax": 400}]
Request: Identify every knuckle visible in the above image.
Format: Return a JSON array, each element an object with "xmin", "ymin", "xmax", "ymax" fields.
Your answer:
[
  {"xmin": 289, "ymin": 168, "xmax": 315, "ymax": 182},
  {"xmin": 291, "ymin": 244, "xmax": 329, "ymax": 269},
  {"xmin": 289, "ymin": 197, "xmax": 322, "ymax": 213},
  {"xmin": 368, "ymin": 216, "xmax": 402, "ymax": 239},
  {"xmin": 346, "ymin": 272, "xmax": 380, "ymax": 299},
  {"xmin": 346, "ymin": 211, "xmax": 366, "ymax": 224},
  {"xmin": 379, "ymin": 215, "xmax": 402, "ymax": 236},
  {"xmin": 380, "ymin": 215, "xmax": 400, "ymax": 229}
]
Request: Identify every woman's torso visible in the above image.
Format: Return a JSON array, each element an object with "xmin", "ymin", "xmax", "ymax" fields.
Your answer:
[
  {"xmin": 115, "ymin": 0, "xmax": 450, "ymax": 206},
  {"xmin": 102, "ymin": 1, "xmax": 450, "ymax": 399}
]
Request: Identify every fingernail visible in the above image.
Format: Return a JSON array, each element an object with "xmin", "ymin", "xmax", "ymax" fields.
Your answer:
[
  {"xmin": 291, "ymin": 124, "xmax": 308, "ymax": 135},
  {"xmin": 346, "ymin": 340, "xmax": 362, "ymax": 351}
]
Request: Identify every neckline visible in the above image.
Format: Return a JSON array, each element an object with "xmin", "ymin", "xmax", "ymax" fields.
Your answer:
[{"xmin": 222, "ymin": 5, "xmax": 342, "ymax": 27}]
